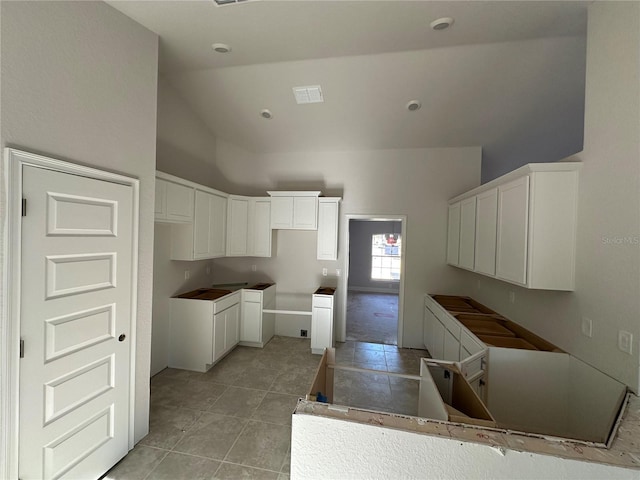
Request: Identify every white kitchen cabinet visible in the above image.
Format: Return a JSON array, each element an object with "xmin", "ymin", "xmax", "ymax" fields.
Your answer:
[
  {"xmin": 240, "ymin": 284, "xmax": 276, "ymax": 347},
  {"xmin": 446, "ymin": 202, "xmax": 461, "ymax": 266},
  {"xmin": 474, "ymin": 188, "xmax": 498, "ymax": 276},
  {"xmin": 267, "ymin": 191, "xmax": 321, "ymax": 230},
  {"xmin": 171, "ymin": 188, "xmax": 228, "ymax": 260},
  {"xmin": 443, "ymin": 329, "xmax": 460, "ymax": 362},
  {"xmin": 496, "ymin": 176, "xmax": 529, "ymax": 285},
  {"xmin": 227, "ymin": 196, "xmax": 272, "ymax": 257},
  {"xmin": 458, "ymin": 196, "xmax": 476, "ymax": 270},
  {"xmin": 448, "ymin": 163, "xmax": 581, "ymax": 290},
  {"xmin": 227, "ymin": 196, "xmax": 249, "ymax": 256},
  {"xmin": 169, "ymin": 291, "xmax": 240, "ymax": 372},
  {"xmin": 155, "ymin": 175, "xmax": 194, "ymax": 223},
  {"xmin": 311, "ymin": 290, "xmax": 335, "ymax": 354},
  {"xmin": 317, "ymin": 198, "xmax": 340, "ymax": 260}
]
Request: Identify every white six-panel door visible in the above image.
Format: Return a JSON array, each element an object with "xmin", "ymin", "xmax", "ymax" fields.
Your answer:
[{"xmin": 19, "ymin": 165, "xmax": 134, "ymax": 480}]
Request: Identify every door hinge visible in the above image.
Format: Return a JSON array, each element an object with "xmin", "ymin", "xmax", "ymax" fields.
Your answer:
[
  {"xmin": 22, "ymin": 198, "xmax": 27, "ymax": 217},
  {"xmin": 20, "ymin": 339, "xmax": 24, "ymax": 358}
]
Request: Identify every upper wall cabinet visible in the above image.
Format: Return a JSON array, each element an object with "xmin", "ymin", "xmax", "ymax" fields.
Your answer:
[
  {"xmin": 267, "ymin": 191, "xmax": 321, "ymax": 230},
  {"xmin": 317, "ymin": 198, "xmax": 340, "ymax": 261},
  {"xmin": 226, "ymin": 196, "xmax": 272, "ymax": 258},
  {"xmin": 447, "ymin": 163, "xmax": 581, "ymax": 291},
  {"xmin": 155, "ymin": 176, "xmax": 194, "ymax": 223}
]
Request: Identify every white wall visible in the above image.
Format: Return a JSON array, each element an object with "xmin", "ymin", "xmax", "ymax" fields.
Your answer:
[
  {"xmin": 213, "ymin": 142, "xmax": 481, "ymax": 347},
  {"xmin": 348, "ymin": 220, "xmax": 401, "ymax": 293},
  {"xmin": 462, "ymin": 2, "xmax": 640, "ymax": 391},
  {"xmin": 291, "ymin": 414, "xmax": 637, "ymax": 479},
  {"xmin": 0, "ymin": 1, "xmax": 158, "ymax": 443}
]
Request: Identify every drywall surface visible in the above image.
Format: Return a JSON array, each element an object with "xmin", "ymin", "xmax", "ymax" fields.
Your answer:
[
  {"xmin": 348, "ymin": 219, "xmax": 401, "ymax": 293},
  {"xmin": 0, "ymin": 1, "xmax": 158, "ymax": 444},
  {"xmin": 291, "ymin": 413, "xmax": 637, "ymax": 479},
  {"xmin": 213, "ymin": 142, "xmax": 481, "ymax": 347},
  {"xmin": 464, "ymin": 1, "xmax": 640, "ymax": 392}
]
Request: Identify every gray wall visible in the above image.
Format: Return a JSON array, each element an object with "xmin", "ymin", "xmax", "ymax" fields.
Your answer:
[
  {"xmin": 348, "ymin": 220, "xmax": 401, "ymax": 293},
  {"xmin": 0, "ymin": 1, "xmax": 159, "ymax": 442},
  {"xmin": 462, "ymin": 2, "xmax": 640, "ymax": 391}
]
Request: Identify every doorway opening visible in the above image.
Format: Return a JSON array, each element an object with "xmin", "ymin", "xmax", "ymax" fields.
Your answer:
[{"xmin": 344, "ymin": 217, "xmax": 405, "ymax": 346}]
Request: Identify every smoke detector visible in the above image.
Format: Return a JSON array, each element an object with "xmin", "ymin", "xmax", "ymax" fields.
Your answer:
[
  {"xmin": 430, "ymin": 17, "xmax": 454, "ymax": 31},
  {"xmin": 213, "ymin": 0, "xmax": 249, "ymax": 6},
  {"xmin": 211, "ymin": 43, "xmax": 231, "ymax": 53},
  {"xmin": 260, "ymin": 109, "xmax": 273, "ymax": 119},
  {"xmin": 293, "ymin": 85, "xmax": 324, "ymax": 104},
  {"xmin": 406, "ymin": 100, "xmax": 422, "ymax": 111}
]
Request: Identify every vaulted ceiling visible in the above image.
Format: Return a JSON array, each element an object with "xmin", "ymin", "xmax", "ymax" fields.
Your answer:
[{"xmin": 108, "ymin": 0, "xmax": 588, "ymax": 176}]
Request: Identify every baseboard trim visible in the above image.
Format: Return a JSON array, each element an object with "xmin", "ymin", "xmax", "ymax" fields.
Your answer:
[{"xmin": 348, "ymin": 286, "xmax": 399, "ymax": 294}]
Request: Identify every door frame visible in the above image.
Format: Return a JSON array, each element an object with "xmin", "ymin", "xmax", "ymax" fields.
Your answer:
[
  {"xmin": 1, "ymin": 148, "xmax": 140, "ymax": 479},
  {"xmin": 339, "ymin": 214, "xmax": 407, "ymax": 348}
]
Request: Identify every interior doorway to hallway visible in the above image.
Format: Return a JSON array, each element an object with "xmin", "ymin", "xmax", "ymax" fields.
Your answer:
[{"xmin": 344, "ymin": 217, "xmax": 405, "ymax": 346}]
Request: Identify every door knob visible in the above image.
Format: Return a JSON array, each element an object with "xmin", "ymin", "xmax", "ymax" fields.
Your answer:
[{"xmin": 118, "ymin": 334, "xmax": 126, "ymax": 342}]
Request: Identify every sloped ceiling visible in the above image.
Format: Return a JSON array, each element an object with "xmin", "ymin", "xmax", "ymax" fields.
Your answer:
[{"xmin": 108, "ymin": 0, "xmax": 588, "ymax": 177}]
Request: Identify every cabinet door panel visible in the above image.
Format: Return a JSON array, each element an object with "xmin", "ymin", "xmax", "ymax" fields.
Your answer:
[
  {"xmin": 444, "ymin": 329, "xmax": 460, "ymax": 362},
  {"xmin": 447, "ymin": 203, "xmax": 461, "ymax": 266},
  {"xmin": 431, "ymin": 317, "xmax": 445, "ymax": 360},
  {"xmin": 241, "ymin": 301, "xmax": 262, "ymax": 343},
  {"xmin": 209, "ymin": 194, "xmax": 227, "ymax": 258},
  {"xmin": 166, "ymin": 181, "xmax": 194, "ymax": 222},
  {"xmin": 496, "ymin": 177, "xmax": 529, "ymax": 285},
  {"xmin": 213, "ymin": 314, "xmax": 226, "ymax": 362},
  {"xmin": 293, "ymin": 196, "xmax": 318, "ymax": 230},
  {"xmin": 311, "ymin": 307, "xmax": 332, "ymax": 350},
  {"xmin": 459, "ymin": 197, "xmax": 477, "ymax": 270},
  {"xmin": 227, "ymin": 197, "xmax": 249, "ymax": 256},
  {"xmin": 252, "ymin": 199, "xmax": 272, "ymax": 257},
  {"xmin": 225, "ymin": 304, "xmax": 240, "ymax": 351},
  {"xmin": 194, "ymin": 190, "xmax": 211, "ymax": 258},
  {"xmin": 475, "ymin": 188, "xmax": 498, "ymax": 276},
  {"xmin": 317, "ymin": 200, "xmax": 339, "ymax": 260},
  {"xmin": 270, "ymin": 197, "xmax": 293, "ymax": 229}
]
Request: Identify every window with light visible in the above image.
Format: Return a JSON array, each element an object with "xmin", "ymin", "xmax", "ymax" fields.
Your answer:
[{"xmin": 371, "ymin": 233, "xmax": 401, "ymax": 281}]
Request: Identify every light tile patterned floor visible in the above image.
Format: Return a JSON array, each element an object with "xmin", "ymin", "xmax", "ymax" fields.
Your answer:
[{"xmin": 104, "ymin": 337, "xmax": 429, "ymax": 479}]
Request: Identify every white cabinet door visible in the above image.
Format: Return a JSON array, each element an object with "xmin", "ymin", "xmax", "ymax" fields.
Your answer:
[
  {"xmin": 225, "ymin": 303, "xmax": 240, "ymax": 352},
  {"xmin": 165, "ymin": 181, "xmax": 194, "ymax": 223},
  {"xmin": 270, "ymin": 196, "xmax": 293, "ymax": 229},
  {"xmin": 443, "ymin": 329, "xmax": 460, "ymax": 362},
  {"xmin": 293, "ymin": 196, "xmax": 318, "ymax": 230},
  {"xmin": 241, "ymin": 299, "xmax": 262, "ymax": 343},
  {"xmin": 459, "ymin": 196, "xmax": 477, "ymax": 270},
  {"xmin": 474, "ymin": 188, "xmax": 498, "ymax": 276},
  {"xmin": 209, "ymin": 193, "xmax": 227, "ymax": 258},
  {"xmin": 496, "ymin": 176, "xmax": 529, "ymax": 285},
  {"xmin": 311, "ymin": 306, "xmax": 333, "ymax": 353},
  {"xmin": 446, "ymin": 202, "xmax": 461, "ymax": 266},
  {"xmin": 423, "ymin": 303, "xmax": 434, "ymax": 351},
  {"xmin": 227, "ymin": 196, "xmax": 249, "ymax": 256},
  {"xmin": 250, "ymin": 198, "xmax": 272, "ymax": 257},
  {"xmin": 213, "ymin": 312, "xmax": 226, "ymax": 363},
  {"xmin": 317, "ymin": 198, "xmax": 339, "ymax": 260},
  {"xmin": 193, "ymin": 190, "xmax": 212, "ymax": 259},
  {"xmin": 430, "ymin": 317, "xmax": 445, "ymax": 360}
]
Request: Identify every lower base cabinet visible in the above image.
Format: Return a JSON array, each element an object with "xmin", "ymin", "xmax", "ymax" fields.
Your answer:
[
  {"xmin": 240, "ymin": 284, "xmax": 276, "ymax": 347},
  {"xmin": 169, "ymin": 292, "xmax": 240, "ymax": 372},
  {"xmin": 311, "ymin": 289, "xmax": 336, "ymax": 354}
]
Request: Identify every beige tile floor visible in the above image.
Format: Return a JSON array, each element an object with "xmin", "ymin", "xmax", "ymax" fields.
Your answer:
[{"xmin": 104, "ymin": 336, "xmax": 429, "ymax": 479}]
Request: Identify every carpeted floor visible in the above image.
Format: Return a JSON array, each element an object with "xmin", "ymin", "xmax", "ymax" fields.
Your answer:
[{"xmin": 346, "ymin": 292, "xmax": 398, "ymax": 345}]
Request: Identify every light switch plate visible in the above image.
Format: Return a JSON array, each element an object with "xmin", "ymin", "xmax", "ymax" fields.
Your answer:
[
  {"xmin": 618, "ymin": 330, "xmax": 633, "ymax": 355},
  {"xmin": 581, "ymin": 317, "xmax": 592, "ymax": 338},
  {"xmin": 322, "ymin": 268, "xmax": 328, "ymax": 276}
]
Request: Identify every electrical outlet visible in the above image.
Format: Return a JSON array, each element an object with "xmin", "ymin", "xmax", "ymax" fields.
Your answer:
[
  {"xmin": 509, "ymin": 291, "xmax": 515, "ymax": 304},
  {"xmin": 322, "ymin": 268, "xmax": 328, "ymax": 276},
  {"xmin": 618, "ymin": 330, "xmax": 633, "ymax": 355},
  {"xmin": 251, "ymin": 264, "xmax": 257, "ymax": 272},
  {"xmin": 300, "ymin": 329, "xmax": 308, "ymax": 338},
  {"xmin": 581, "ymin": 317, "xmax": 593, "ymax": 338},
  {"xmin": 336, "ymin": 269, "xmax": 341, "ymax": 277},
  {"xmin": 184, "ymin": 270, "xmax": 190, "ymax": 280}
]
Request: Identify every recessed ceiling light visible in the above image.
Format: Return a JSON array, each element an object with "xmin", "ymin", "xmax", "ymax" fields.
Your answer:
[
  {"xmin": 406, "ymin": 100, "xmax": 422, "ymax": 112},
  {"xmin": 430, "ymin": 17, "xmax": 454, "ymax": 31},
  {"xmin": 212, "ymin": 43, "xmax": 231, "ymax": 53},
  {"xmin": 260, "ymin": 109, "xmax": 273, "ymax": 119}
]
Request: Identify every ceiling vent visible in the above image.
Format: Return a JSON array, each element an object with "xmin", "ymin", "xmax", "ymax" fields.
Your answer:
[{"xmin": 293, "ymin": 85, "xmax": 324, "ymax": 104}]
